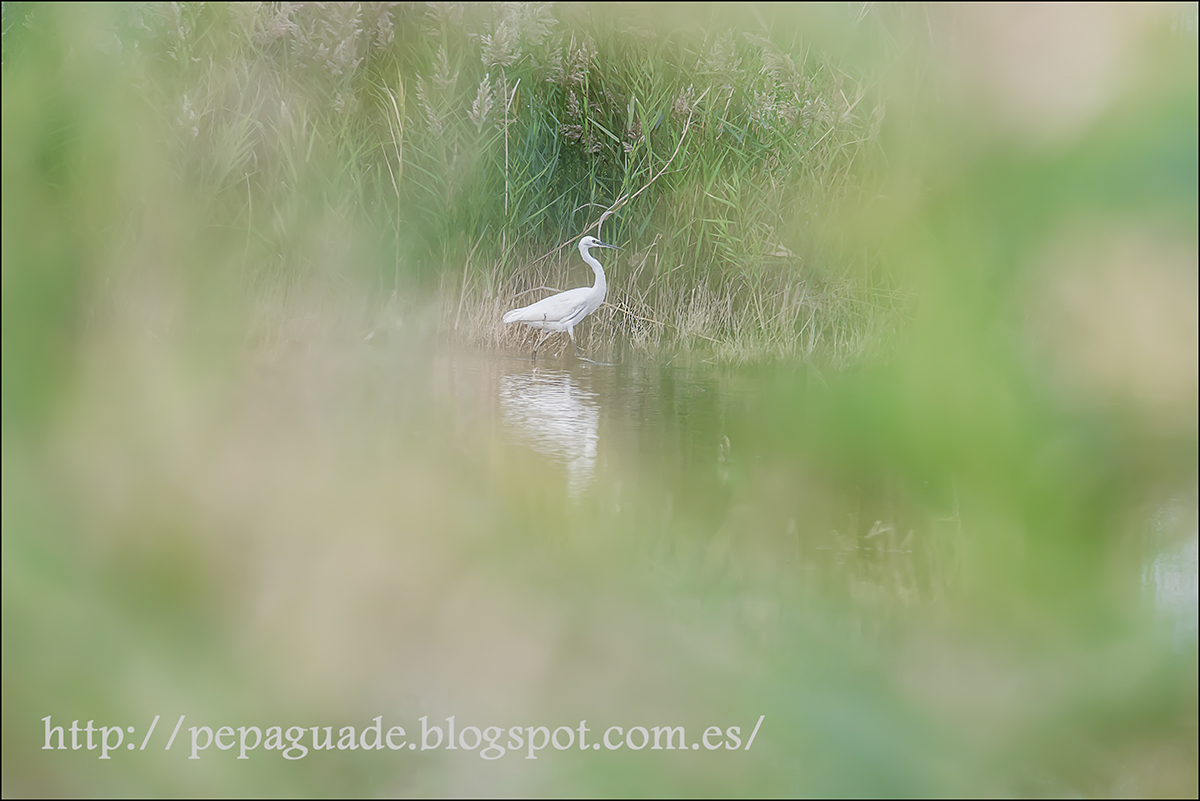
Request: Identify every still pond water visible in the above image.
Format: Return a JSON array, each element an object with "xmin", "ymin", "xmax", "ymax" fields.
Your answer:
[{"xmin": 422, "ymin": 348, "xmax": 1196, "ymax": 643}]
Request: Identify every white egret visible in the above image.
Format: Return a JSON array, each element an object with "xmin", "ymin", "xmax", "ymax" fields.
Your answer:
[{"xmin": 503, "ymin": 235, "xmax": 620, "ymax": 358}]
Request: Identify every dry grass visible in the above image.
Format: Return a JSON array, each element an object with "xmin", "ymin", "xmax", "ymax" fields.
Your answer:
[{"xmin": 445, "ymin": 246, "xmax": 909, "ymax": 366}]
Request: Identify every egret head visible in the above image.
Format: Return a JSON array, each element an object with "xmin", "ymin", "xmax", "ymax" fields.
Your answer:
[{"xmin": 579, "ymin": 235, "xmax": 620, "ymax": 251}]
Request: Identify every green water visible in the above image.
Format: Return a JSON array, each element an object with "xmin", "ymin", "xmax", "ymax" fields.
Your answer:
[{"xmin": 3, "ymin": 335, "xmax": 1196, "ymax": 796}]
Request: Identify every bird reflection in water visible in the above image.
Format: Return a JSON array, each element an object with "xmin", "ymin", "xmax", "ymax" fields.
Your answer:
[{"xmin": 500, "ymin": 370, "xmax": 600, "ymax": 498}]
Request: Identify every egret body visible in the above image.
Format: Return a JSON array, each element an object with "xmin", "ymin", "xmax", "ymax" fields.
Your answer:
[{"xmin": 503, "ymin": 236, "xmax": 619, "ymax": 357}]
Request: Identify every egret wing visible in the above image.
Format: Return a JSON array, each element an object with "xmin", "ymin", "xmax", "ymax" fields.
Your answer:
[{"xmin": 503, "ymin": 287, "xmax": 590, "ymax": 328}]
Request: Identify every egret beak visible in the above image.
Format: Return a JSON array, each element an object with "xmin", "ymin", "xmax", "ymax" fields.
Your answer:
[{"xmin": 593, "ymin": 240, "xmax": 621, "ymax": 250}]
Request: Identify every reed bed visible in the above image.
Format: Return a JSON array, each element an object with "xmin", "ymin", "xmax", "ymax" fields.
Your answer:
[{"xmin": 2, "ymin": 2, "xmax": 897, "ymax": 365}]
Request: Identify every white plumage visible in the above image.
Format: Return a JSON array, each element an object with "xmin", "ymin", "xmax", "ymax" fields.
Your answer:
[{"xmin": 503, "ymin": 236, "xmax": 619, "ymax": 356}]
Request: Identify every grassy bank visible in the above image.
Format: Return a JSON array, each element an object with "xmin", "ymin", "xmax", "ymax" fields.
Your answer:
[{"xmin": 2, "ymin": 2, "xmax": 898, "ymax": 368}]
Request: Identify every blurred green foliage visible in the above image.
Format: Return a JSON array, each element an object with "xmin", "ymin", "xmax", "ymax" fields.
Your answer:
[{"xmin": 3, "ymin": 3, "xmax": 1197, "ymax": 797}]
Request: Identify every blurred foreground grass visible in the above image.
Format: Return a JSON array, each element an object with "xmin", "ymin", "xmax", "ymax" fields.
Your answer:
[{"xmin": 3, "ymin": 3, "xmax": 1198, "ymax": 797}]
